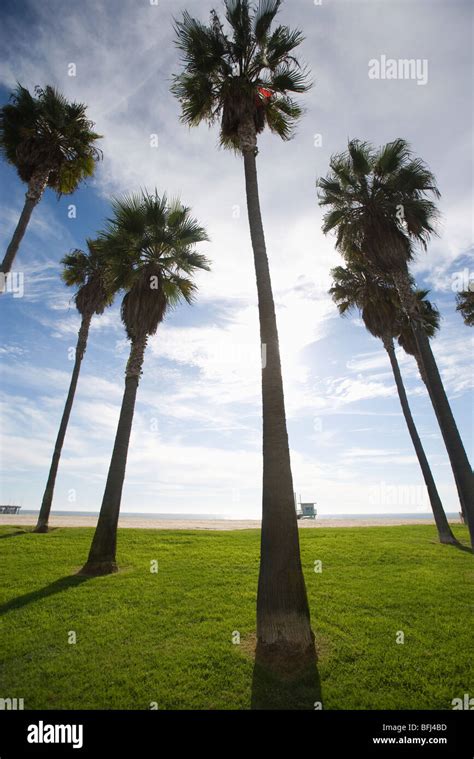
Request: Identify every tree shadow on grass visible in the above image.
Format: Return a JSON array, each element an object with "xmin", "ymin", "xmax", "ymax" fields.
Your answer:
[
  {"xmin": 251, "ymin": 640, "xmax": 323, "ymax": 710},
  {"xmin": 0, "ymin": 529, "xmax": 31, "ymax": 539},
  {"xmin": 0, "ymin": 575, "xmax": 91, "ymax": 617},
  {"xmin": 451, "ymin": 542, "xmax": 473, "ymax": 554},
  {"xmin": 0, "ymin": 527, "xmax": 61, "ymax": 539}
]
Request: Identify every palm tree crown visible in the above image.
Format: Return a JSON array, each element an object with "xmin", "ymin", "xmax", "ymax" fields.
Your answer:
[
  {"xmin": 101, "ymin": 191, "xmax": 210, "ymax": 341},
  {"xmin": 62, "ymin": 241, "xmax": 114, "ymax": 319},
  {"xmin": 318, "ymin": 138, "xmax": 440, "ymax": 273},
  {"xmin": 172, "ymin": 0, "xmax": 311, "ymax": 151},
  {"xmin": 330, "ymin": 261, "xmax": 441, "ymax": 352},
  {"xmin": 329, "ymin": 262, "xmax": 400, "ymax": 340},
  {"xmin": 0, "ymin": 84, "xmax": 102, "ymax": 194},
  {"xmin": 398, "ymin": 289, "xmax": 440, "ymax": 355},
  {"xmin": 456, "ymin": 289, "xmax": 474, "ymax": 327}
]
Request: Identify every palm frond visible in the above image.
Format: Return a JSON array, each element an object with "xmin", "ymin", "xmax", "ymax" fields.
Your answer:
[
  {"xmin": 224, "ymin": 0, "xmax": 251, "ymax": 59},
  {"xmin": 265, "ymin": 25, "xmax": 305, "ymax": 67},
  {"xmin": 374, "ymin": 138, "xmax": 411, "ymax": 176},
  {"xmin": 347, "ymin": 140, "xmax": 373, "ymax": 176},
  {"xmin": 253, "ymin": 0, "xmax": 282, "ymax": 42},
  {"xmin": 265, "ymin": 95, "xmax": 302, "ymax": 140},
  {"xmin": 266, "ymin": 63, "xmax": 311, "ymax": 94}
]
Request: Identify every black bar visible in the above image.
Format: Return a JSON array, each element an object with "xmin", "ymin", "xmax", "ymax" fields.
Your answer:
[{"xmin": 0, "ymin": 710, "xmax": 472, "ymax": 757}]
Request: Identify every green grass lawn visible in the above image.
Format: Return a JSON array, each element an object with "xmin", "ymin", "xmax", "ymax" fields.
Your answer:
[{"xmin": 0, "ymin": 524, "xmax": 472, "ymax": 710}]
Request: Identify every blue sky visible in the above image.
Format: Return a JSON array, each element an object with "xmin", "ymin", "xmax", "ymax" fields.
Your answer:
[{"xmin": 0, "ymin": 0, "xmax": 472, "ymax": 517}]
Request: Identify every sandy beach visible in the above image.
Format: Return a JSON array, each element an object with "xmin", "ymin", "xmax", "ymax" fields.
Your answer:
[{"xmin": 0, "ymin": 514, "xmax": 453, "ymax": 530}]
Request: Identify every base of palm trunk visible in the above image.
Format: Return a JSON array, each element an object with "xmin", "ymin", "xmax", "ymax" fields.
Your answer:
[
  {"xmin": 254, "ymin": 635, "xmax": 316, "ymax": 678},
  {"xmin": 78, "ymin": 560, "xmax": 118, "ymax": 576},
  {"xmin": 254, "ymin": 607, "xmax": 316, "ymax": 672},
  {"xmin": 439, "ymin": 534, "xmax": 460, "ymax": 546},
  {"xmin": 251, "ymin": 635, "xmax": 321, "ymax": 709},
  {"xmin": 33, "ymin": 523, "xmax": 49, "ymax": 533}
]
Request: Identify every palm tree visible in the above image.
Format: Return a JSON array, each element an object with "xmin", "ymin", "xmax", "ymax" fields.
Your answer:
[
  {"xmin": 79, "ymin": 191, "xmax": 209, "ymax": 576},
  {"xmin": 34, "ymin": 242, "xmax": 114, "ymax": 533},
  {"xmin": 172, "ymin": 0, "xmax": 315, "ymax": 671},
  {"xmin": 0, "ymin": 85, "xmax": 102, "ymax": 276},
  {"xmin": 330, "ymin": 263, "xmax": 458, "ymax": 545},
  {"xmin": 318, "ymin": 139, "xmax": 474, "ymax": 548},
  {"xmin": 398, "ymin": 288, "xmax": 468, "ymax": 525},
  {"xmin": 456, "ymin": 290, "xmax": 474, "ymax": 326}
]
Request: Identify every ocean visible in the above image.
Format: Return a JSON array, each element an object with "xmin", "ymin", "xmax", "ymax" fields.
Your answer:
[{"xmin": 16, "ymin": 510, "xmax": 458, "ymax": 521}]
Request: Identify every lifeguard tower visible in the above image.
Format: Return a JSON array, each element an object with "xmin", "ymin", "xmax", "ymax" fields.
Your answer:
[{"xmin": 294, "ymin": 493, "xmax": 316, "ymax": 520}]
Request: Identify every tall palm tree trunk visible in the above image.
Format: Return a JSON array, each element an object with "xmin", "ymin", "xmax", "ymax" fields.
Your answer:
[
  {"xmin": 34, "ymin": 313, "xmax": 92, "ymax": 533},
  {"xmin": 394, "ymin": 271, "xmax": 474, "ymax": 548},
  {"xmin": 383, "ymin": 336, "xmax": 459, "ymax": 545},
  {"xmin": 1, "ymin": 170, "xmax": 49, "ymax": 276},
  {"xmin": 240, "ymin": 126, "xmax": 314, "ymax": 672},
  {"xmin": 411, "ymin": 348, "xmax": 467, "ymax": 525},
  {"xmin": 79, "ymin": 334, "xmax": 148, "ymax": 576}
]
